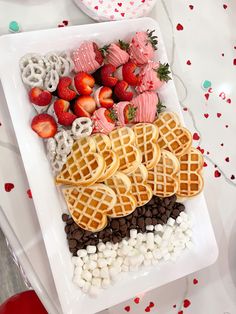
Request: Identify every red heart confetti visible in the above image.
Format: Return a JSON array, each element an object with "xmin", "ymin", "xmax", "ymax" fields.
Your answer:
[
  {"xmin": 62, "ymin": 20, "xmax": 68, "ymax": 26},
  {"xmin": 176, "ymin": 23, "xmax": 184, "ymax": 31},
  {"xmin": 141, "ymin": 0, "xmax": 145, "ymax": 3},
  {"xmin": 124, "ymin": 306, "xmax": 130, "ymax": 312},
  {"xmin": 223, "ymin": 4, "xmax": 228, "ymax": 9},
  {"xmin": 193, "ymin": 278, "xmax": 199, "ymax": 285},
  {"xmin": 214, "ymin": 170, "xmax": 221, "ymax": 178},
  {"xmin": 149, "ymin": 302, "xmax": 154, "ymax": 308},
  {"xmin": 233, "ymin": 59, "xmax": 236, "ymax": 65},
  {"xmin": 134, "ymin": 297, "xmax": 140, "ymax": 304},
  {"xmin": 186, "ymin": 60, "xmax": 191, "ymax": 65},
  {"xmin": 4, "ymin": 183, "xmax": 15, "ymax": 192},
  {"xmin": 221, "ymin": 143, "xmax": 224, "ymax": 146},
  {"xmin": 121, "ymin": 12, "xmax": 125, "ymax": 17},
  {"xmin": 204, "ymin": 113, "xmax": 209, "ymax": 118},
  {"xmin": 231, "ymin": 175, "xmax": 235, "ymax": 180},
  {"xmin": 27, "ymin": 189, "xmax": 32, "ymax": 199},
  {"xmin": 183, "ymin": 299, "xmax": 191, "ymax": 308},
  {"xmin": 178, "ymin": 311, "xmax": 183, "ymax": 314},
  {"xmin": 219, "ymin": 92, "xmax": 226, "ymax": 99},
  {"xmin": 183, "ymin": 107, "xmax": 188, "ymax": 111},
  {"xmin": 217, "ymin": 113, "xmax": 222, "ymax": 118},
  {"xmin": 58, "ymin": 24, "xmax": 64, "ymax": 28},
  {"xmin": 189, "ymin": 4, "xmax": 194, "ymax": 10},
  {"xmin": 221, "ymin": 53, "xmax": 225, "ymax": 57},
  {"xmin": 118, "ymin": 2, "xmax": 122, "ymax": 6},
  {"xmin": 173, "ymin": 304, "xmax": 176, "ymax": 308},
  {"xmin": 225, "ymin": 125, "xmax": 229, "ymax": 128},
  {"xmin": 145, "ymin": 307, "xmax": 150, "ymax": 312},
  {"xmin": 115, "ymin": 8, "xmax": 119, "ymax": 12},
  {"xmin": 234, "ymin": 46, "xmax": 236, "ymax": 49},
  {"xmin": 94, "ymin": 5, "xmax": 98, "ymax": 10},
  {"xmin": 225, "ymin": 157, "xmax": 229, "ymax": 162},
  {"xmin": 193, "ymin": 132, "xmax": 200, "ymax": 140},
  {"xmin": 227, "ymin": 98, "xmax": 231, "ymax": 103},
  {"xmin": 197, "ymin": 146, "xmax": 204, "ymax": 154},
  {"xmin": 207, "ymin": 151, "xmax": 210, "ymax": 155},
  {"xmin": 204, "ymin": 93, "xmax": 209, "ymax": 100},
  {"xmin": 208, "ymin": 87, "xmax": 213, "ymax": 93},
  {"xmin": 203, "ymin": 162, "xmax": 208, "ymax": 167},
  {"xmin": 214, "ymin": 164, "xmax": 217, "ymax": 168}
]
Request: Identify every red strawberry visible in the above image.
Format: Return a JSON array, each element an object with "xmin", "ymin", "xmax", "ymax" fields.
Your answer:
[
  {"xmin": 29, "ymin": 87, "xmax": 52, "ymax": 106},
  {"xmin": 73, "ymin": 96, "xmax": 96, "ymax": 118},
  {"xmin": 100, "ymin": 64, "xmax": 118, "ymax": 87},
  {"xmin": 54, "ymin": 99, "xmax": 70, "ymax": 116},
  {"xmin": 95, "ymin": 86, "xmax": 114, "ymax": 109},
  {"xmin": 74, "ymin": 72, "xmax": 95, "ymax": 96},
  {"xmin": 124, "ymin": 104, "xmax": 137, "ymax": 124},
  {"xmin": 31, "ymin": 113, "xmax": 57, "ymax": 138},
  {"xmin": 114, "ymin": 80, "xmax": 133, "ymax": 101},
  {"xmin": 57, "ymin": 77, "xmax": 77, "ymax": 101},
  {"xmin": 57, "ymin": 112, "xmax": 77, "ymax": 126},
  {"xmin": 93, "ymin": 42, "xmax": 104, "ymax": 65},
  {"xmin": 122, "ymin": 62, "xmax": 140, "ymax": 86},
  {"xmin": 104, "ymin": 109, "xmax": 115, "ymax": 123}
]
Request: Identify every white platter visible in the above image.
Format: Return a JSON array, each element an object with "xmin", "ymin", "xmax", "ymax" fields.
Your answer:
[{"xmin": 0, "ymin": 18, "xmax": 218, "ymax": 314}]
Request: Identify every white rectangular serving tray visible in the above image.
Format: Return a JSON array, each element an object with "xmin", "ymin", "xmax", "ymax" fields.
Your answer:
[{"xmin": 0, "ymin": 18, "xmax": 218, "ymax": 314}]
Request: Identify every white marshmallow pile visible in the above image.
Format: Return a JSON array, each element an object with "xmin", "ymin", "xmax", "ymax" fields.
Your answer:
[{"xmin": 72, "ymin": 212, "xmax": 193, "ymax": 297}]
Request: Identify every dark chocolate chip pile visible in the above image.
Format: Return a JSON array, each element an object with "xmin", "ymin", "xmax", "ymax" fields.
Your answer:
[{"xmin": 62, "ymin": 194, "xmax": 185, "ymax": 255}]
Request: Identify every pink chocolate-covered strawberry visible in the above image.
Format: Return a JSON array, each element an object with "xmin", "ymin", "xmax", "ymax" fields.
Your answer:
[
  {"xmin": 131, "ymin": 91, "xmax": 158, "ymax": 123},
  {"xmin": 105, "ymin": 41, "xmax": 130, "ymax": 68},
  {"xmin": 129, "ymin": 30, "xmax": 157, "ymax": 65},
  {"xmin": 113, "ymin": 101, "xmax": 137, "ymax": 126},
  {"xmin": 71, "ymin": 41, "xmax": 103, "ymax": 73},
  {"xmin": 137, "ymin": 61, "xmax": 171, "ymax": 93},
  {"xmin": 91, "ymin": 107, "xmax": 116, "ymax": 134}
]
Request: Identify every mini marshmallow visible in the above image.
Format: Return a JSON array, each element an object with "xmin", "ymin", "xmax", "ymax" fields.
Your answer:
[
  {"xmin": 106, "ymin": 257, "xmax": 113, "ymax": 266},
  {"xmin": 136, "ymin": 233, "xmax": 144, "ymax": 242},
  {"xmin": 180, "ymin": 222, "xmax": 188, "ymax": 231},
  {"xmin": 130, "ymin": 229, "xmax": 138, "ymax": 239},
  {"xmin": 186, "ymin": 241, "xmax": 193, "ymax": 249},
  {"xmin": 90, "ymin": 254, "xmax": 98, "ymax": 261},
  {"xmin": 82, "ymin": 255, "xmax": 89, "ymax": 263},
  {"xmin": 87, "ymin": 245, "xmax": 96, "ymax": 254},
  {"xmin": 74, "ymin": 266, "xmax": 82, "ymax": 275},
  {"xmin": 87, "ymin": 260, "xmax": 97, "ymax": 270},
  {"xmin": 97, "ymin": 258, "xmax": 107, "ymax": 268},
  {"xmin": 77, "ymin": 278, "xmax": 86, "ymax": 288},
  {"xmin": 155, "ymin": 224, "xmax": 164, "ymax": 232},
  {"xmin": 153, "ymin": 248, "xmax": 162, "ymax": 260},
  {"xmin": 146, "ymin": 225, "xmax": 154, "ymax": 231},
  {"xmin": 92, "ymin": 268, "xmax": 100, "ymax": 278},
  {"xmin": 100, "ymin": 266, "xmax": 109, "ymax": 279},
  {"xmin": 128, "ymin": 238, "xmax": 137, "ymax": 247},
  {"xmin": 97, "ymin": 242, "xmax": 106, "ymax": 252},
  {"xmin": 91, "ymin": 277, "xmax": 102, "ymax": 288},
  {"xmin": 105, "ymin": 242, "xmax": 112, "ymax": 249},
  {"xmin": 83, "ymin": 264, "xmax": 89, "ymax": 270},
  {"xmin": 163, "ymin": 226, "xmax": 173, "ymax": 240},
  {"xmin": 121, "ymin": 264, "xmax": 129, "ymax": 272},
  {"xmin": 167, "ymin": 217, "xmax": 175, "ymax": 226},
  {"xmin": 82, "ymin": 270, "xmax": 92, "ymax": 282},
  {"xmin": 77, "ymin": 249, "xmax": 87, "ymax": 258},
  {"xmin": 103, "ymin": 249, "xmax": 113, "ymax": 258},
  {"xmin": 176, "ymin": 216, "xmax": 183, "ymax": 224},
  {"xmin": 154, "ymin": 234, "xmax": 162, "ymax": 245},
  {"xmin": 72, "ymin": 257, "xmax": 83, "ymax": 267},
  {"xmin": 145, "ymin": 251, "xmax": 153, "ymax": 260},
  {"xmin": 163, "ymin": 253, "xmax": 171, "ymax": 261}
]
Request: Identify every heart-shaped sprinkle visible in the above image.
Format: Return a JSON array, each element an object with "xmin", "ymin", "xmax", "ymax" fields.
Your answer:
[
  {"xmin": 115, "ymin": 8, "xmax": 119, "ymax": 12},
  {"xmin": 62, "ymin": 20, "xmax": 69, "ymax": 26},
  {"xmin": 193, "ymin": 132, "xmax": 200, "ymax": 140},
  {"xmin": 134, "ymin": 297, "xmax": 140, "ymax": 304},
  {"xmin": 124, "ymin": 306, "xmax": 130, "ymax": 312},
  {"xmin": 118, "ymin": 2, "xmax": 122, "ymax": 6},
  {"xmin": 227, "ymin": 98, "xmax": 231, "ymax": 103},
  {"xmin": 189, "ymin": 4, "xmax": 194, "ymax": 10},
  {"xmin": 94, "ymin": 5, "xmax": 98, "ymax": 10},
  {"xmin": 121, "ymin": 12, "xmax": 125, "ymax": 17},
  {"xmin": 231, "ymin": 175, "xmax": 235, "ymax": 180},
  {"xmin": 183, "ymin": 107, "xmax": 188, "ymax": 111},
  {"xmin": 4, "ymin": 183, "xmax": 14, "ymax": 192},
  {"xmin": 197, "ymin": 146, "xmax": 204, "ymax": 154},
  {"xmin": 204, "ymin": 93, "xmax": 209, "ymax": 100},
  {"xmin": 225, "ymin": 124, "xmax": 229, "ymax": 128},
  {"xmin": 204, "ymin": 113, "xmax": 209, "ymax": 118},
  {"xmin": 145, "ymin": 307, "xmax": 150, "ymax": 312},
  {"xmin": 130, "ymin": 1, "xmax": 134, "ymax": 5},
  {"xmin": 178, "ymin": 311, "xmax": 183, "ymax": 314},
  {"xmin": 217, "ymin": 113, "xmax": 222, "ymax": 118},
  {"xmin": 183, "ymin": 299, "xmax": 191, "ymax": 308},
  {"xmin": 58, "ymin": 24, "xmax": 64, "ymax": 28},
  {"xmin": 214, "ymin": 170, "xmax": 221, "ymax": 178},
  {"xmin": 186, "ymin": 60, "xmax": 191, "ymax": 65},
  {"xmin": 223, "ymin": 4, "xmax": 227, "ymax": 9},
  {"xmin": 219, "ymin": 92, "xmax": 226, "ymax": 99},
  {"xmin": 220, "ymin": 143, "xmax": 224, "ymax": 146},
  {"xmin": 149, "ymin": 302, "xmax": 154, "ymax": 308},
  {"xmin": 27, "ymin": 189, "xmax": 32, "ymax": 198},
  {"xmin": 176, "ymin": 23, "xmax": 184, "ymax": 31},
  {"xmin": 225, "ymin": 157, "xmax": 229, "ymax": 162},
  {"xmin": 173, "ymin": 304, "xmax": 176, "ymax": 308},
  {"xmin": 203, "ymin": 162, "xmax": 207, "ymax": 167},
  {"xmin": 193, "ymin": 278, "xmax": 198, "ymax": 285}
]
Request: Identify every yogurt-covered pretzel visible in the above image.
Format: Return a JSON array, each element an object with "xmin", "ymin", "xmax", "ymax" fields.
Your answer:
[
  {"xmin": 59, "ymin": 52, "xmax": 74, "ymax": 72},
  {"xmin": 71, "ymin": 117, "xmax": 93, "ymax": 139},
  {"xmin": 47, "ymin": 138, "xmax": 57, "ymax": 154},
  {"xmin": 44, "ymin": 69, "xmax": 59, "ymax": 92},
  {"xmin": 22, "ymin": 63, "xmax": 46, "ymax": 88},
  {"xmin": 58, "ymin": 57, "xmax": 70, "ymax": 76},
  {"xmin": 19, "ymin": 53, "xmax": 45, "ymax": 71},
  {"xmin": 44, "ymin": 52, "xmax": 61, "ymax": 73}
]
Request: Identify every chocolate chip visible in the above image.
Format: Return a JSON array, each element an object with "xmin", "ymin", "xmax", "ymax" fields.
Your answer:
[
  {"xmin": 111, "ymin": 220, "xmax": 119, "ymax": 230},
  {"xmin": 159, "ymin": 206, "xmax": 166, "ymax": 214},
  {"xmin": 68, "ymin": 239, "xmax": 77, "ymax": 249},
  {"xmin": 67, "ymin": 218, "xmax": 74, "ymax": 225},
  {"xmin": 119, "ymin": 218, "xmax": 126, "ymax": 225},
  {"xmin": 62, "ymin": 213, "xmax": 69, "ymax": 222},
  {"xmin": 72, "ymin": 230, "xmax": 83, "ymax": 240},
  {"xmin": 64, "ymin": 225, "xmax": 70, "ymax": 234},
  {"xmin": 145, "ymin": 217, "xmax": 152, "ymax": 225},
  {"xmin": 138, "ymin": 217, "xmax": 145, "ymax": 228},
  {"xmin": 145, "ymin": 210, "xmax": 152, "ymax": 217}
]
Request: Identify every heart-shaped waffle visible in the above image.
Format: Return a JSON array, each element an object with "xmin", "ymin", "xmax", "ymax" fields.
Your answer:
[
  {"xmin": 56, "ymin": 137, "xmax": 105, "ymax": 186},
  {"xmin": 177, "ymin": 147, "xmax": 204, "ymax": 198},
  {"xmin": 92, "ymin": 133, "xmax": 120, "ymax": 182},
  {"xmin": 147, "ymin": 149, "xmax": 180, "ymax": 197},
  {"xmin": 104, "ymin": 171, "xmax": 137, "ymax": 217},
  {"xmin": 108, "ymin": 127, "xmax": 142, "ymax": 174},
  {"xmin": 62, "ymin": 184, "xmax": 117, "ymax": 232},
  {"xmin": 127, "ymin": 164, "xmax": 153, "ymax": 207},
  {"xmin": 132, "ymin": 123, "xmax": 161, "ymax": 169},
  {"xmin": 154, "ymin": 112, "xmax": 192, "ymax": 157}
]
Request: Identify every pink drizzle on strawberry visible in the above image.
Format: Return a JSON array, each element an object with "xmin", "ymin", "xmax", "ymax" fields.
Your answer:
[
  {"xmin": 106, "ymin": 43, "xmax": 129, "ymax": 68},
  {"xmin": 71, "ymin": 41, "xmax": 101, "ymax": 73},
  {"xmin": 129, "ymin": 32, "xmax": 154, "ymax": 65},
  {"xmin": 137, "ymin": 61, "xmax": 163, "ymax": 92},
  {"xmin": 91, "ymin": 108, "xmax": 115, "ymax": 134},
  {"xmin": 131, "ymin": 92, "xmax": 158, "ymax": 123}
]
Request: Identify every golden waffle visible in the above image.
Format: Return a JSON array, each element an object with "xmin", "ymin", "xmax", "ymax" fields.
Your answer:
[
  {"xmin": 56, "ymin": 137, "xmax": 105, "ymax": 186},
  {"xmin": 127, "ymin": 164, "xmax": 153, "ymax": 207},
  {"xmin": 92, "ymin": 133, "xmax": 120, "ymax": 182},
  {"xmin": 132, "ymin": 123, "xmax": 161, "ymax": 169},
  {"xmin": 104, "ymin": 171, "xmax": 137, "ymax": 217},
  {"xmin": 154, "ymin": 112, "xmax": 192, "ymax": 157},
  {"xmin": 147, "ymin": 149, "xmax": 180, "ymax": 198},
  {"xmin": 108, "ymin": 127, "xmax": 142, "ymax": 174},
  {"xmin": 62, "ymin": 184, "xmax": 117, "ymax": 232},
  {"xmin": 177, "ymin": 147, "xmax": 204, "ymax": 198}
]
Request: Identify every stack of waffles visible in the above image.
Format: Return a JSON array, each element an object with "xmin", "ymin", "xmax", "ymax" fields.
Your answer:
[{"xmin": 56, "ymin": 112, "xmax": 204, "ymax": 232}]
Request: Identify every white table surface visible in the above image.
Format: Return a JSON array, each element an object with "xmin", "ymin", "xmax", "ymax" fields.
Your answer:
[{"xmin": 0, "ymin": 0, "xmax": 236, "ymax": 313}]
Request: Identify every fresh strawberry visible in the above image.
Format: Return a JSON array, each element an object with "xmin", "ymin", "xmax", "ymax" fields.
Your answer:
[
  {"xmin": 73, "ymin": 96, "xmax": 96, "ymax": 117},
  {"xmin": 74, "ymin": 72, "xmax": 95, "ymax": 96},
  {"xmin": 54, "ymin": 99, "xmax": 70, "ymax": 116},
  {"xmin": 57, "ymin": 77, "xmax": 77, "ymax": 101},
  {"xmin": 123, "ymin": 104, "xmax": 137, "ymax": 124},
  {"xmin": 114, "ymin": 80, "xmax": 133, "ymax": 101},
  {"xmin": 57, "ymin": 112, "xmax": 77, "ymax": 126},
  {"xmin": 104, "ymin": 109, "xmax": 116, "ymax": 123},
  {"xmin": 100, "ymin": 64, "xmax": 118, "ymax": 87},
  {"xmin": 93, "ymin": 42, "xmax": 104, "ymax": 65},
  {"xmin": 29, "ymin": 87, "xmax": 52, "ymax": 106},
  {"xmin": 31, "ymin": 113, "xmax": 57, "ymax": 138},
  {"xmin": 95, "ymin": 86, "xmax": 114, "ymax": 109},
  {"xmin": 122, "ymin": 62, "xmax": 140, "ymax": 86}
]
